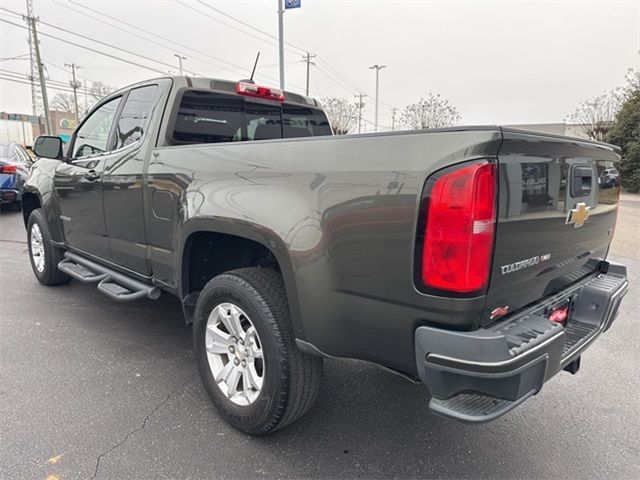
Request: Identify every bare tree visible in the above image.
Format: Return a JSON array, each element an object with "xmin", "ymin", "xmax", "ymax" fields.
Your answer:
[
  {"xmin": 566, "ymin": 68, "xmax": 639, "ymax": 141},
  {"xmin": 321, "ymin": 97, "xmax": 358, "ymax": 135},
  {"xmin": 400, "ymin": 93, "xmax": 461, "ymax": 130},
  {"xmin": 88, "ymin": 81, "xmax": 115, "ymax": 103},
  {"xmin": 566, "ymin": 91, "xmax": 619, "ymax": 141},
  {"xmin": 617, "ymin": 68, "xmax": 640, "ymax": 101},
  {"xmin": 49, "ymin": 93, "xmax": 76, "ymax": 113}
]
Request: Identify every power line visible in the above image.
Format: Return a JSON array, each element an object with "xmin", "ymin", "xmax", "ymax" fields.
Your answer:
[
  {"xmin": 59, "ymin": 0, "xmax": 306, "ymax": 90},
  {"xmin": 0, "ymin": 68, "xmax": 78, "ymax": 91},
  {"xmin": 58, "ymin": 0, "xmax": 252, "ymax": 79},
  {"xmin": 175, "ymin": 0, "xmax": 286, "ymax": 54},
  {"xmin": 173, "ymin": 0, "xmax": 344, "ymax": 96},
  {"xmin": 194, "ymin": 0, "xmax": 306, "ymax": 54},
  {"xmin": 317, "ymin": 57, "xmax": 362, "ymax": 94},
  {"xmin": 0, "ymin": 54, "xmax": 29, "ymax": 62},
  {"xmin": 0, "ymin": 16, "xmax": 168, "ymax": 75},
  {"xmin": 2, "ymin": 2, "xmax": 393, "ymax": 110},
  {"xmin": 45, "ymin": 61, "xmax": 99, "ymax": 84},
  {"xmin": 0, "ymin": 72, "xmax": 78, "ymax": 95},
  {"xmin": 179, "ymin": 0, "xmax": 300, "ymax": 56},
  {"xmin": 315, "ymin": 64, "xmax": 359, "ymax": 96},
  {"xmin": 0, "ymin": 6, "xmax": 202, "ymax": 76}
]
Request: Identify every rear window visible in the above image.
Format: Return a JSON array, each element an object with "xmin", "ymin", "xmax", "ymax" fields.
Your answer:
[{"xmin": 171, "ymin": 90, "xmax": 331, "ymax": 145}]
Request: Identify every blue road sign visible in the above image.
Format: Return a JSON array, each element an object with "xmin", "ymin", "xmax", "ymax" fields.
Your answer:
[{"xmin": 285, "ymin": 0, "xmax": 301, "ymax": 9}]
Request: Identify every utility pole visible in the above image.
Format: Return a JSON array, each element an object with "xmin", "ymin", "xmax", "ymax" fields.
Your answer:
[
  {"xmin": 277, "ymin": 0, "xmax": 285, "ymax": 91},
  {"xmin": 26, "ymin": 13, "xmax": 51, "ymax": 134},
  {"xmin": 391, "ymin": 107, "xmax": 398, "ymax": 131},
  {"xmin": 354, "ymin": 93, "xmax": 367, "ymax": 134},
  {"xmin": 83, "ymin": 79, "xmax": 88, "ymax": 114},
  {"xmin": 174, "ymin": 54, "xmax": 186, "ymax": 75},
  {"xmin": 25, "ymin": 0, "xmax": 40, "ymax": 116},
  {"xmin": 369, "ymin": 64, "xmax": 386, "ymax": 132},
  {"xmin": 302, "ymin": 52, "xmax": 316, "ymax": 96},
  {"xmin": 65, "ymin": 63, "xmax": 81, "ymax": 124}
]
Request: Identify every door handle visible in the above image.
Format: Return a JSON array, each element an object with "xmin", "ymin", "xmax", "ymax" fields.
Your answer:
[
  {"xmin": 84, "ymin": 170, "xmax": 100, "ymax": 181},
  {"xmin": 571, "ymin": 166, "xmax": 593, "ymax": 197}
]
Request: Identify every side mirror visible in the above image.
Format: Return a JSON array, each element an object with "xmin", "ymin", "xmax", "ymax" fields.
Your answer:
[{"xmin": 33, "ymin": 135, "xmax": 63, "ymax": 160}]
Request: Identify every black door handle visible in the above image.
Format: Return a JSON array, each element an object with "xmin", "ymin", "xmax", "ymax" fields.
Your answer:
[{"xmin": 84, "ymin": 170, "xmax": 100, "ymax": 181}]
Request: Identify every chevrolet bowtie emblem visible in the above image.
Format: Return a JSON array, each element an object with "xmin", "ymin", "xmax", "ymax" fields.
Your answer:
[{"xmin": 566, "ymin": 202, "xmax": 590, "ymax": 228}]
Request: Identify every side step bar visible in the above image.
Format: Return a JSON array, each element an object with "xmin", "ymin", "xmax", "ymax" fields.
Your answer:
[{"xmin": 58, "ymin": 252, "xmax": 160, "ymax": 302}]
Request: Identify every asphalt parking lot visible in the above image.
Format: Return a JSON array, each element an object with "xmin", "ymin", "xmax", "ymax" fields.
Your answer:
[{"xmin": 1, "ymin": 196, "xmax": 639, "ymax": 480}]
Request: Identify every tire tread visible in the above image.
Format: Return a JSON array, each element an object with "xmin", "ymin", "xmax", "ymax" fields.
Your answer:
[{"xmin": 27, "ymin": 208, "xmax": 72, "ymax": 286}]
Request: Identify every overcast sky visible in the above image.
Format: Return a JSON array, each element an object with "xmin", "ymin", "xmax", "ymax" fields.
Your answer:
[{"xmin": 1, "ymin": 0, "xmax": 639, "ymax": 129}]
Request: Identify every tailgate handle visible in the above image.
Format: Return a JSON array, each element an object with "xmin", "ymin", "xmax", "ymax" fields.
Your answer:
[{"xmin": 571, "ymin": 166, "xmax": 593, "ymax": 197}]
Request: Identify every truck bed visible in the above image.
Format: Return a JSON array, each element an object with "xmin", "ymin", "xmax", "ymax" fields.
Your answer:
[{"xmin": 149, "ymin": 126, "xmax": 621, "ymax": 376}]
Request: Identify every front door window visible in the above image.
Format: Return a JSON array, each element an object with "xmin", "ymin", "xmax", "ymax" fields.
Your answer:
[{"xmin": 72, "ymin": 97, "xmax": 121, "ymax": 158}]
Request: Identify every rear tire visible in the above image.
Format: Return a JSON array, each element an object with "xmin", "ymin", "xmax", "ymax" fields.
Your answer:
[
  {"xmin": 27, "ymin": 208, "xmax": 72, "ymax": 286},
  {"xmin": 193, "ymin": 267, "xmax": 323, "ymax": 435}
]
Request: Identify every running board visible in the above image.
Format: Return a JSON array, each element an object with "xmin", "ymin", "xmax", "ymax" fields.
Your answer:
[
  {"xmin": 58, "ymin": 252, "xmax": 160, "ymax": 302},
  {"xmin": 429, "ymin": 389, "xmax": 537, "ymax": 423}
]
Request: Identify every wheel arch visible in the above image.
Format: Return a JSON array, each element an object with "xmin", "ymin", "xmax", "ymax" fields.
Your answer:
[
  {"xmin": 21, "ymin": 159, "xmax": 65, "ymax": 244},
  {"xmin": 21, "ymin": 191, "xmax": 41, "ymax": 227},
  {"xmin": 178, "ymin": 218, "xmax": 306, "ymax": 340}
]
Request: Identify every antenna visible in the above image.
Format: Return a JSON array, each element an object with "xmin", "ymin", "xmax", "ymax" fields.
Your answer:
[
  {"xmin": 239, "ymin": 52, "xmax": 261, "ymax": 85},
  {"xmin": 249, "ymin": 51, "xmax": 260, "ymax": 83}
]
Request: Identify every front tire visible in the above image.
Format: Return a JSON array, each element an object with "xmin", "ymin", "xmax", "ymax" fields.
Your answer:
[
  {"xmin": 193, "ymin": 267, "xmax": 323, "ymax": 435},
  {"xmin": 27, "ymin": 208, "xmax": 72, "ymax": 286}
]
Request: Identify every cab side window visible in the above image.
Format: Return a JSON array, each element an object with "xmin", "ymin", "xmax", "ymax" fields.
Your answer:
[
  {"xmin": 113, "ymin": 85, "xmax": 158, "ymax": 150},
  {"xmin": 72, "ymin": 97, "xmax": 121, "ymax": 158}
]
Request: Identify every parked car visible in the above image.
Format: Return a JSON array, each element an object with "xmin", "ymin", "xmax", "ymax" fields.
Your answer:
[
  {"xmin": 0, "ymin": 142, "xmax": 33, "ymax": 209},
  {"xmin": 599, "ymin": 168, "xmax": 620, "ymax": 188},
  {"xmin": 23, "ymin": 76, "xmax": 628, "ymax": 434}
]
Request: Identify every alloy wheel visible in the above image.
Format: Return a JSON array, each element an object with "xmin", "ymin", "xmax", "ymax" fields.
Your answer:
[
  {"xmin": 30, "ymin": 223, "xmax": 45, "ymax": 273},
  {"xmin": 205, "ymin": 302, "xmax": 265, "ymax": 406}
]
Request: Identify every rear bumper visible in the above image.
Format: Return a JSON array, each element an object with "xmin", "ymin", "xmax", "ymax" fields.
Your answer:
[
  {"xmin": 415, "ymin": 262, "xmax": 628, "ymax": 423},
  {"xmin": 0, "ymin": 189, "xmax": 20, "ymax": 203}
]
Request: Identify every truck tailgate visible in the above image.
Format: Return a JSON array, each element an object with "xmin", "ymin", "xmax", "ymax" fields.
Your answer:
[{"xmin": 484, "ymin": 130, "xmax": 621, "ymax": 323}]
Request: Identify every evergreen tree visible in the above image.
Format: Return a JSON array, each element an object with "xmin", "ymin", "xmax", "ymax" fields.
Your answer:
[{"xmin": 606, "ymin": 88, "xmax": 640, "ymax": 193}]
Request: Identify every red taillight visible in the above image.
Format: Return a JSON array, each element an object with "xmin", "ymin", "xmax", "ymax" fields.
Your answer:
[
  {"xmin": 0, "ymin": 165, "xmax": 17, "ymax": 174},
  {"xmin": 235, "ymin": 81, "xmax": 285, "ymax": 102},
  {"xmin": 421, "ymin": 161, "xmax": 497, "ymax": 293}
]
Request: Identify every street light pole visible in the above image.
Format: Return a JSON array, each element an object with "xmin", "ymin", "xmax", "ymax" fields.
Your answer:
[
  {"xmin": 174, "ymin": 54, "xmax": 186, "ymax": 75},
  {"xmin": 278, "ymin": 0, "xmax": 285, "ymax": 91},
  {"xmin": 369, "ymin": 64, "xmax": 386, "ymax": 132}
]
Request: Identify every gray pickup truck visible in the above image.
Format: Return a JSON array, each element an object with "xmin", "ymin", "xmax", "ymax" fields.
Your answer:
[{"xmin": 24, "ymin": 76, "xmax": 628, "ymax": 434}]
